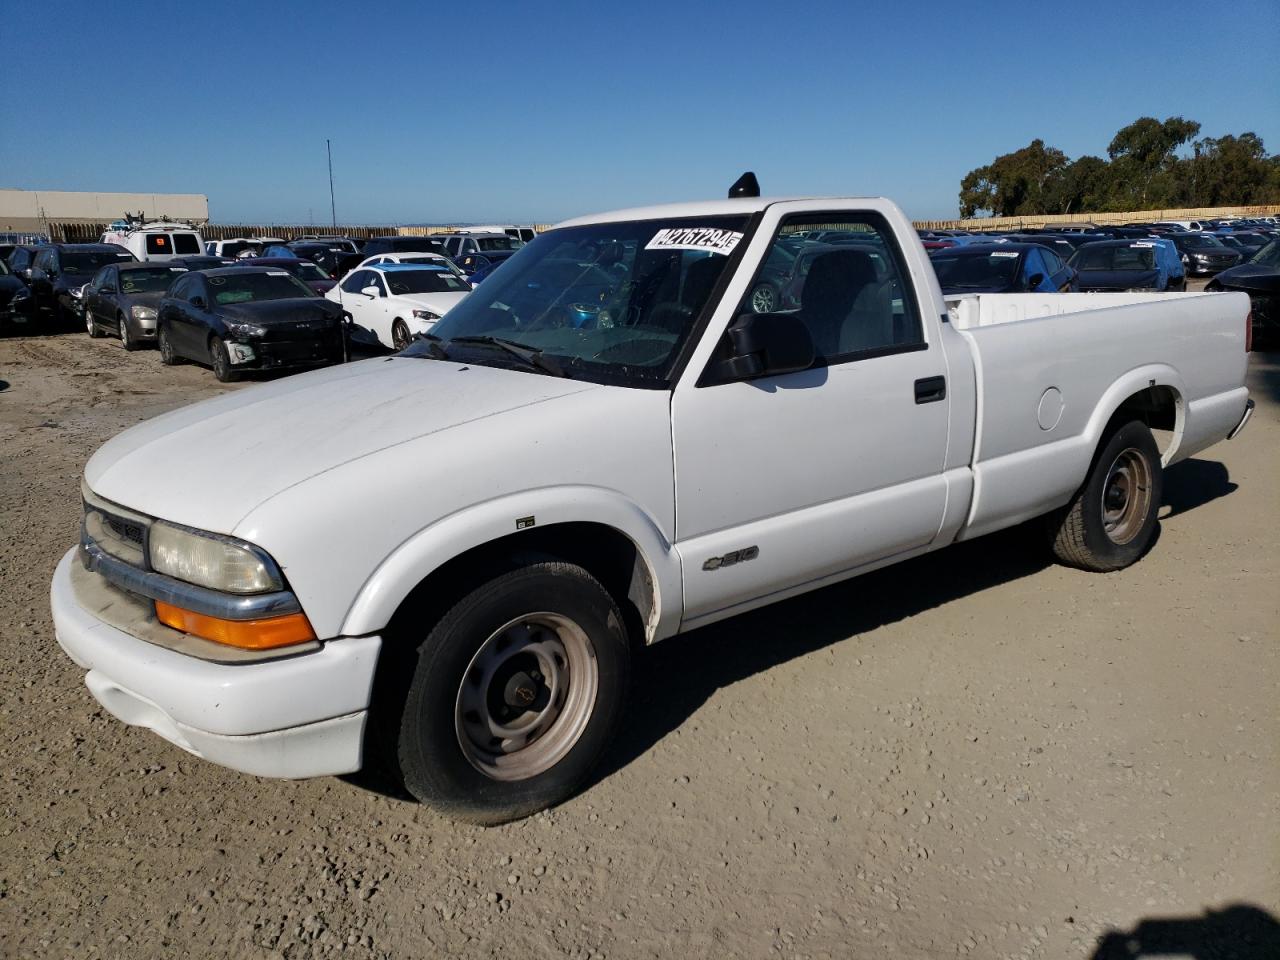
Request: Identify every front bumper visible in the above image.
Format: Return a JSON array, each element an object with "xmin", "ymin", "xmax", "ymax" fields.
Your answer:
[
  {"xmin": 227, "ymin": 331, "xmax": 346, "ymax": 370},
  {"xmin": 50, "ymin": 548, "xmax": 381, "ymax": 779}
]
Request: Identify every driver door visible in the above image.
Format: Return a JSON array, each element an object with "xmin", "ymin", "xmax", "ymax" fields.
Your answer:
[{"xmin": 670, "ymin": 203, "xmax": 953, "ymax": 627}]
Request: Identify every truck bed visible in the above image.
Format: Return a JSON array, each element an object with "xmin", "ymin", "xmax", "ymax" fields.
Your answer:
[{"xmin": 946, "ymin": 291, "xmax": 1252, "ymax": 539}]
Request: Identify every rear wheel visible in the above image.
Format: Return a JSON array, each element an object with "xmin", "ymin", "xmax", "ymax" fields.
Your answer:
[
  {"xmin": 392, "ymin": 319, "xmax": 411, "ymax": 351},
  {"xmin": 1048, "ymin": 420, "xmax": 1163, "ymax": 572},
  {"xmin": 210, "ymin": 335, "xmax": 239, "ymax": 382},
  {"xmin": 394, "ymin": 562, "xmax": 630, "ymax": 824}
]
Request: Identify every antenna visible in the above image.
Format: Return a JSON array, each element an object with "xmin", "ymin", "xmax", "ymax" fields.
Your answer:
[{"xmin": 729, "ymin": 171, "xmax": 760, "ymax": 198}]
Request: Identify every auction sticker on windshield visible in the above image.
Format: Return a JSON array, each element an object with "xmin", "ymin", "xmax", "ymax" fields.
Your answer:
[{"xmin": 645, "ymin": 227, "xmax": 743, "ymax": 255}]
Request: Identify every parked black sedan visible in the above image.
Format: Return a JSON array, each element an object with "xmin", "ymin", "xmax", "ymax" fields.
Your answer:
[
  {"xmin": 1206, "ymin": 239, "xmax": 1280, "ymax": 350},
  {"xmin": 0, "ymin": 258, "xmax": 34, "ymax": 330},
  {"xmin": 157, "ymin": 267, "xmax": 347, "ymax": 381},
  {"xmin": 84, "ymin": 262, "xmax": 190, "ymax": 349},
  {"xmin": 1169, "ymin": 233, "xmax": 1240, "ymax": 275},
  {"xmin": 28, "ymin": 244, "xmax": 136, "ymax": 323}
]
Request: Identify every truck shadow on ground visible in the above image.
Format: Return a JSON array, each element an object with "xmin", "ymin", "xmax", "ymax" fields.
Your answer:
[
  {"xmin": 1089, "ymin": 903, "xmax": 1279, "ymax": 959},
  {"xmin": 591, "ymin": 456, "xmax": 1235, "ymax": 788}
]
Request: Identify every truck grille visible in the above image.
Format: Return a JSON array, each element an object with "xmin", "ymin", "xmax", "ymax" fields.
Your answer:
[{"xmin": 82, "ymin": 489, "xmax": 152, "ymax": 570}]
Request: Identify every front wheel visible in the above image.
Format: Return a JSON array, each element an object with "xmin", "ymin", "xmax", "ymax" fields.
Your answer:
[
  {"xmin": 391, "ymin": 319, "xmax": 411, "ymax": 351},
  {"xmin": 86, "ymin": 310, "xmax": 104, "ymax": 338},
  {"xmin": 749, "ymin": 283, "xmax": 779, "ymax": 314},
  {"xmin": 210, "ymin": 335, "xmax": 239, "ymax": 382},
  {"xmin": 119, "ymin": 314, "xmax": 140, "ymax": 351},
  {"xmin": 395, "ymin": 562, "xmax": 630, "ymax": 824},
  {"xmin": 158, "ymin": 325, "xmax": 180, "ymax": 365},
  {"xmin": 1048, "ymin": 420, "xmax": 1163, "ymax": 572}
]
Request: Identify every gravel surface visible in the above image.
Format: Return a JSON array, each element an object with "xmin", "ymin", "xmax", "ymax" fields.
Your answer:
[{"xmin": 1, "ymin": 331, "xmax": 1276, "ymax": 960}]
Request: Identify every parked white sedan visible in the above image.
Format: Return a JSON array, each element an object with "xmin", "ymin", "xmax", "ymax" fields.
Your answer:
[
  {"xmin": 326, "ymin": 263, "xmax": 471, "ymax": 350},
  {"xmin": 355, "ymin": 251, "xmax": 469, "ymax": 279}
]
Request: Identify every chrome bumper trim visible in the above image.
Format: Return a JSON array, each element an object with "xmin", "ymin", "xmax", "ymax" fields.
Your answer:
[{"xmin": 1228, "ymin": 398, "xmax": 1254, "ymax": 440}]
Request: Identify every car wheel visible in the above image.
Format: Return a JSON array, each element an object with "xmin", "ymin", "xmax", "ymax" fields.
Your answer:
[
  {"xmin": 158, "ymin": 325, "xmax": 181, "ymax": 365},
  {"xmin": 86, "ymin": 310, "xmax": 104, "ymax": 338},
  {"xmin": 392, "ymin": 319, "xmax": 411, "ymax": 351},
  {"xmin": 394, "ymin": 561, "xmax": 631, "ymax": 824},
  {"xmin": 118, "ymin": 314, "xmax": 140, "ymax": 351},
  {"xmin": 210, "ymin": 335, "xmax": 239, "ymax": 383},
  {"xmin": 1047, "ymin": 419, "xmax": 1163, "ymax": 572},
  {"xmin": 749, "ymin": 283, "xmax": 778, "ymax": 314}
]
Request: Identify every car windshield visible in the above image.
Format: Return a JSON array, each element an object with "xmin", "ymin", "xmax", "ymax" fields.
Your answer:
[
  {"xmin": 1249, "ymin": 240, "xmax": 1280, "ymax": 268},
  {"xmin": 382, "ymin": 268, "xmax": 472, "ymax": 294},
  {"xmin": 1073, "ymin": 245, "xmax": 1156, "ymax": 271},
  {"xmin": 207, "ymin": 271, "xmax": 316, "ymax": 304},
  {"xmin": 1175, "ymin": 235, "xmax": 1224, "ymax": 249},
  {"xmin": 406, "ymin": 216, "xmax": 750, "ymax": 386},
  {"xmin": 290, "ymin": 262, "xmax": 330, "ymax": 281},
  {"xmin": 396, "ymin": 255, "xmax": 467, "ymax": 277},
  {"xmin": 120, "ymin": 267, "xmax": 183, "ymax": 293},
  {"xmin": 475, "ymin": 236, "xmax": 523, "ymax": 252},
  {"xmin": 64, "ymin": 250, "xmax": 133, "ymax": 273},
  {"xmin": 929, "ymin": 251, "xmax": 1021, "ymax": 289}
]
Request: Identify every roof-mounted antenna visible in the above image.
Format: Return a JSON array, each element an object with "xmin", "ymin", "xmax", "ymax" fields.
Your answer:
[{"xmin": 729, "ymin": 171, "xmax": 760, "ymax": 199}]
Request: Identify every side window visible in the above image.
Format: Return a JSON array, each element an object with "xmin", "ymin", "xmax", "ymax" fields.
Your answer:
[
  {"xmin": 34, "ymin": 249, "xmax": 52, "ymax": 271},
  {"xmin": 90, "ymin": 266, "xmax": 111, "ymax": 291},
  {"xmin": 1042, "ymin": 249, "xmax": 1064, "ymax": 275},
  {"xmin": 736, "ymin": 212, "xmax": 924, "ymax": 364},
  {"xmin": 188, "ymin": 276, "xmax": 208, "ymax": 304},
  {"xmin": 371, "ymin": 274, "xmax": 387, "ymax": 296},
  {"xmin": 341, "ymin": 269, "xmax": 369, "ymax": 293},
  {"xmin": 169, "ymin": 276, "xmax": 191, "ymax": 301}
]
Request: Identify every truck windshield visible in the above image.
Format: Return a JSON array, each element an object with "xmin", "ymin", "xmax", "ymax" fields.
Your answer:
[{"xmin": 407, "ymin": 216, "xmax": 750, "ymax": 387}]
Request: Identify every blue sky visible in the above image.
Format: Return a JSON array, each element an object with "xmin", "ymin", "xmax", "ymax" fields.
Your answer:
[{"xmin": 2, "ymin": 0, "xmax": 1277, "ymax": 224}]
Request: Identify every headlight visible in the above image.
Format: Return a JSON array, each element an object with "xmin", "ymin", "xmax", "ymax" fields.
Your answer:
[
  {"xmin": 412, "ymin": 309, "xmax": 440, "ymax": 321},
  {"xmin": 149, "ymin": 522, "xmax": 283, "ymax": 594},
  {"xmin": 131, "ymin": 304, "xmax": 157, "ymax": 321},
  {"xmin": 225, "ymin": 321, "xmax": 268, "ymax": 338}
]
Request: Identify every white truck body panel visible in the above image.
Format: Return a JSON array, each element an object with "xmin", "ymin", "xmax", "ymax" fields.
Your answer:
[{"xmin": 53, "ymin": 192, "xmax": 1254, "ymax": 779}]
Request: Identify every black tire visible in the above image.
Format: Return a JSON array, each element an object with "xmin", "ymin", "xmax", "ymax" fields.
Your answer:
[
  {"xmin": 1049, "ymin": 420, "xmax": 1163, "ymax": 572},
  {"xmin": 391, "ymin": 319, "xmax": 411, "ymax": 351},
  {"xmin": 86, "ymin": 310, "xmax": 104, "ymax": 338},
  {"xmin": 395, "ymin": 562, "xmax": 630, "ymax": 824},
  {"xmin": 119, "ymin": 314, "xmax": 140, "ymax": 351},
  {"xmin": 158, "ymin": 325, "xmax": 181, "ymax": 365},
  {"xmin": 210, "ymin": 335, "xmax": 239, "ymax": 382}
]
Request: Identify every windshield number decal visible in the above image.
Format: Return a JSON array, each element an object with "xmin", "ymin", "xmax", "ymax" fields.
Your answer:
[{"xmin": 646, "ymin": 227, "xmax": 743, "ymax": 255}]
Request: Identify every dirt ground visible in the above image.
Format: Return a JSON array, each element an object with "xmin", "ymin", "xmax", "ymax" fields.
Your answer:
[{"xmin": 1, "ymin": 324, "xmax": 1276, "ymax": 960}]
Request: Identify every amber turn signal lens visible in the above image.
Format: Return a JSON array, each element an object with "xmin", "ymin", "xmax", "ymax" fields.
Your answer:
[{"xmin": 155, "ymin": 601, "xmax": 316, "ymax": 650}]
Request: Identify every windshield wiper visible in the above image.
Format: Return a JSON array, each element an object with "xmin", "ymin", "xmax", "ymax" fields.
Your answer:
[
  {"xmin": 447, "ymin": 335, "xmax": 565, "ymax": 377},
  {"xmin": 410, "ymin": 332, "xmax": 451, "ymax": 360}
]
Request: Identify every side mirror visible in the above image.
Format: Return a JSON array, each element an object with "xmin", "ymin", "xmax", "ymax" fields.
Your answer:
[
  {"xmin": 361, "ymin": 285, "xmax": 380, "ymax": 298},
  {"xmin": 713, "ymin": 312, "xmax": 815, "ymax": 382},
  {"xmin": 1025, "ymin": 272, "xmax": 1045, "ymax": 291},
  {"xmin": 190, "ymin": 295, "xmax": 207, "ymax": 309}
]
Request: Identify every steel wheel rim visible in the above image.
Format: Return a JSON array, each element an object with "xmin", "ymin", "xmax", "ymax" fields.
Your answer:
[
  {"xmin": 751, "ymin": 286, "xmax": 775, "ymax": 313},
  {"xmin": 454, "ymin": 612, "xmax": 598, "ymax": 782},
  {"xmin": 1101, "ymin": 447, "xmax": 1152, "ymax": 545}
]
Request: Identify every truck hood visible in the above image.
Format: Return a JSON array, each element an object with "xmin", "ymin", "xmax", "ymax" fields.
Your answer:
[{"xmin": 85, "ymin": 358, "xmax": 599, "ymax": 533}]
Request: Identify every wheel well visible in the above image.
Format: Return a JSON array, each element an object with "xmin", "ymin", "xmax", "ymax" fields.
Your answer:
[
  {"xmin": 1106, "ymin": 385, "xmax": 1181, "ymax": 460},
  {"xmin": 384, "ymin": 522, "xmax": 656, "ymax": 652}
]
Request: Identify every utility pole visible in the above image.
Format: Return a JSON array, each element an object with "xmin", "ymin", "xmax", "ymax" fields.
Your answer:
[{"xmin": 326, "ymin": 139, "xmax": 337, "ymax": 229}]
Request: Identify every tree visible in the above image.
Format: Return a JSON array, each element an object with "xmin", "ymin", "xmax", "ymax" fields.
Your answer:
[
  {"xmin": 957, "ymin": 139, "xmax": 1069, "ymax": 217},
  {"xmin": 1042, "ymin": 156, "xmax": 1111, "ymax": 215},
  {"xmin": 1105, "ymin": 116, "xmax": 1200, "ymax": 209},
  {"xmin": 1186, "ymin": 133, "xmax": 1280, "ymax": 206}
]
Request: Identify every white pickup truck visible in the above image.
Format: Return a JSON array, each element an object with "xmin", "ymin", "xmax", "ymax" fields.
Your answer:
[{"xmin": 51, "ymin": 186, "xmax": 1254, "ymax": 823}]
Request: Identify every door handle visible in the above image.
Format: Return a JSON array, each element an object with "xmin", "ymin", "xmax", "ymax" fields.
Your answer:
[{"xmin": 914, "ymin": 376, "xmax": 946, "ymax": 404}]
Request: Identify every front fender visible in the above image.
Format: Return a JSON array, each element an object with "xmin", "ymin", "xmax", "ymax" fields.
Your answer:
[{"xmin": 338, "ymin": 485, "xmax": 683, "ymax": 641}]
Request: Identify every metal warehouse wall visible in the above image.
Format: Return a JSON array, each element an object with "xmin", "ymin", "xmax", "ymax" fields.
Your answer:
[{"xmin": 0, "ymin": 190, "xmax": 209, "ymax": 232}]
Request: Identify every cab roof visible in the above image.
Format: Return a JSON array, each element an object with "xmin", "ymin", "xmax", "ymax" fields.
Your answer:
[{"xmin": 554, "ymin": 196, "xmax": 888, "ymax": 229}]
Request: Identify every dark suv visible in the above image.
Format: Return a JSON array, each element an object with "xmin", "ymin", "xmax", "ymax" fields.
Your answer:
[{"xmin": 28, "ymin": 244, "xmax": 136, "ymax": 323}]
